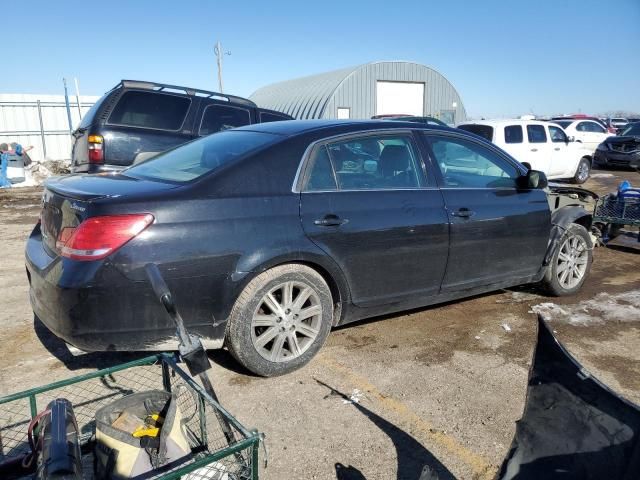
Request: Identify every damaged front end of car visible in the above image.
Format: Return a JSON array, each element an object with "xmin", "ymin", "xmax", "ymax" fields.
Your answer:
[{"xmin": 497, "ymin": 316, "xmax": 640, "ymax": 479}]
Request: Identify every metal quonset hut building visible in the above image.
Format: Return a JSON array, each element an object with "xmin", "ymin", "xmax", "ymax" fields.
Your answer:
[{"xmin": 250, "ymin": 61, "xmax": 466, "ymax": 125}]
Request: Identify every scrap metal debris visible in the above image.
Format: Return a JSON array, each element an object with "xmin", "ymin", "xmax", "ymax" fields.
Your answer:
[{"xmin": 501, "ymin": 323, "xmax": 512, "ymax": 332}]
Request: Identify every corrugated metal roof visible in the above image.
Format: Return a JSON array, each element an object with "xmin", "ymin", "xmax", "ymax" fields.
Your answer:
[
  {"xmin": 250, "ymin": 61, "xmax": 466, "ymax": 123},
  {"xmin": 249, "ymin": 65, "xmax": 359, "ymax": 120}
]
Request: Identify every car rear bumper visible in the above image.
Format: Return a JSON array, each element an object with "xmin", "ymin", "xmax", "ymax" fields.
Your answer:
[
  {"xmin": 594, "ymin": 150, "xmax": 640, "ymax": 167},
  {"xmin": 25, "ymin": 226, "xmax": 223, "ymax": 352}
]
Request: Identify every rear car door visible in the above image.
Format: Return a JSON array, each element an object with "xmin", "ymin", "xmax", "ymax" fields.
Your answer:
[
  {"xmin": 423, "ymin": 132, "xmax": 550, "ymax": 292},
  {"xmin": 298, "ymin": 131, "xmax": 449, "ymax": 307},
  {"xmin": 102, "ymin": 90, "xmax": 195, "ymax": 168}
]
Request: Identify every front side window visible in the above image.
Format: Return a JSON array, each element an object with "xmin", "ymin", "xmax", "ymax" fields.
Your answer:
[
  {"xmin": 527, "ymin": 125, "xmax": 547, "ymax": 143},
  {"xmin": 200, "ymin": 104, "xmax": 251, "ymax": 136},
  {"xmin": 125, "ymin": 130, "xmax": 278, "ymax": 183},
  {"xmin": 428, "ymin": 135, "xmax": 519, "ymax": 189},
  {"xmin": 304, "ymin": 135, "xmax": 423, "ymax": 191},
  {"xmin": 504, "ymin": 125, "xmax": 523, "ymax": 144},
  {"xmin": 109, "ymin": 91, "xmax": 191, "ymax": 130},
  {"xmin": 549, "ymin": 126, "xmax": 568, "ymax": 143}
]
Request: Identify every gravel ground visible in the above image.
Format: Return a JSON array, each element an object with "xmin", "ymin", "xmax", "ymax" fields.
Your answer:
[{"xmin": 0, "ymin": 168, "xmax": 638, "ymax": 480}]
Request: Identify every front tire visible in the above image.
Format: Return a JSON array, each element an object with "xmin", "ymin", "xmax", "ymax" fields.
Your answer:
[
  {"xmin": 573, "ymin": 158, "xmax": 591, "ymax": 184},
  {"xmin": 226, "ymin": 264, "xmax": 333, "ymax": 377},
  {"xmin": 541, "ymin": 224, "xmax": 592, "ymax": 296}
]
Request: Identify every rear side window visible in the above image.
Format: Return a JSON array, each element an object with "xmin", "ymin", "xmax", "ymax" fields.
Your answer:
[
  {"xmin": 554, "ymin": 120, "xmax": 572, "ymax": 129},
  {"xmin": 199, "ymin": 104, "xmax": 251, "ymax": 136},
  {"xmin": 504, "ymin": 125, "xmax": 523, "ymax": 144},
  {"xmin": 125, "ymin": 130, "xmax": 278, "ymax": 183},
  {"xmin": 259, "ymin": 111, "xmax": 290, "ymax": 123},
  {"xmin": 108, "ymin": 91, "xmax": 191, "ymax": 130},
  {"xmin": 305, "ymin": 146, "xmax": 337, "ymax": 191},
  {"xmin": 457, "ymin": 124, "xmax": 494, "ymax": 141},
  {"xmin": 576, "ymin": 122, "xmax": 590, "ymax": 132},
  {"xmin": 527, "ymin": 125, "xmax": 547, "ymax": 143},
  {"xmin": 303, "ymin": 135, "xmax": 423, "ymax": 191}
]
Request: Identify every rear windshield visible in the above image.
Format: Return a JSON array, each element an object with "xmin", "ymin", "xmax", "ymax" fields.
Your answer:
[
  {"xmin": 260, "ymin": 111, "xmax": 291, "ymax": 123},
  {"xmin": 125, "ymin": 130, "xmax": 279, "ymax": 183},
  {"xmin": 553, "ymin": 120, "xmax": 572, "ymax": 129},
  {"xmin": 108, "ymin": 90, "xmax": 191, "ymax": 130},
  {"xmin": 620, "ymin": 124, "xmax": 640, "ymax": 136},
  {"xmin": 457, "ymin": 124, "xmax": 493, "ymax": 141}
]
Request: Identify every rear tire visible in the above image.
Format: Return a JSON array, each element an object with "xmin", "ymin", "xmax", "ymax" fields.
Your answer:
[
  {"xmin": 225, "ymin": 264, "xmax": 333, "ymax": 377},
  {"xmin": 541, "ymin": 223, "xmax": 592, "ymax": 296},
  {"xmin": 573, "ymin": 158, "xmax": 591, "ymax": 184}
]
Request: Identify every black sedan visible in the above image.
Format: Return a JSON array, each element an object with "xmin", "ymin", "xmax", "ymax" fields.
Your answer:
[
  {"xmin": 594, "ymin": 122, "xmax": 640, "ymax": 169},
  {"xmin": 26, "ymin": 120, "xmax": 594, "ymax": 376}
]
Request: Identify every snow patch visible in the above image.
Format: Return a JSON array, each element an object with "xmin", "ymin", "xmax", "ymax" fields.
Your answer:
[{"xmin": 532, "ymin": 291, "xmax": 640, "ymax": 326}]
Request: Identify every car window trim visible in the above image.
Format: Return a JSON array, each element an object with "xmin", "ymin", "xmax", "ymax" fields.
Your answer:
[
  {"xmin": 420, "ymin": 130, "xmax": 528, "ymax": 190},
  {"xmin": 293, "ymin": 128, "xmax": 432, "ymax": 193},
  {"xmin": 106, "ymin": 89, "xmax": 192, "ymax": 132},
  {"xmin": 198, "ymin": 102, "xmax": 252, "ymax": 136}
]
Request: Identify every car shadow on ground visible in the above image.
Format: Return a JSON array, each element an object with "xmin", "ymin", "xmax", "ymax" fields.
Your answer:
[
  {"xmin": 316, "ymin": 379, "xmax": 455, "ymax": 480},
  {"xmin": 33, "ymin": 315, "xmax": 254, "ymax": 375},
  {"xmin": 34, "ymin": 315, "xmax": 150, "ymax": 371}
]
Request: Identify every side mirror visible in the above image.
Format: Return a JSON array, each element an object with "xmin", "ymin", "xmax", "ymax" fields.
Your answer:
[
  {"xmin": 518, "ymin": 169, "xmax": 548, "ymax": 190},
  {"xmin": 521, "ymin": 162, "xmax": 532, "ymax": 171},
  {"xmin": 567, "ymin": 136, "xmax": 575, "ymax": 142}
]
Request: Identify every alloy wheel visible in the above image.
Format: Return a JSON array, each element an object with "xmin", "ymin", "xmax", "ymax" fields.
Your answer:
[
  {"xmin": 556, "ymin": 235, "xmax": 588, "ymax": 289},
  {"xmin": 251, "ymin": 281, "xmax": 323, "ymax": 362},
  {"xmin": 577, "ymin": 161, "xmax": 590, "ymax": 183}
]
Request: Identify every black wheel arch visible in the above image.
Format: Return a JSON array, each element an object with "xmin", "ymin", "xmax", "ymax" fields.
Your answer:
[{"xmin": 543, "ymin": 206, "xmax": 593, "ymax": 267}]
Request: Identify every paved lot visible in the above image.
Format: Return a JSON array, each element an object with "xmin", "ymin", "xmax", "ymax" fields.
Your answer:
[{"xmin": 0, "ymin": 168, "xmax": 638, "ymax": 479}]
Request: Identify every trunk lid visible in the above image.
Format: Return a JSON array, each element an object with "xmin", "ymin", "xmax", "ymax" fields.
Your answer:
[{"xmin": 41, "ymin": 174, "xmax": 178, "ymax": 256}]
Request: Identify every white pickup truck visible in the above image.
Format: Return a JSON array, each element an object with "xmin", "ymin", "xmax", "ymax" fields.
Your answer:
[{"xmin": 457, "ymin": 119, "xmax": 593, "ymax": 184}]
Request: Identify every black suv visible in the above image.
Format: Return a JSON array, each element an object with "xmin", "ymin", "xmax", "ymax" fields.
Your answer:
[{"xmin": 71, "ymin": 80, "xmax": 292, "ymax": 173}]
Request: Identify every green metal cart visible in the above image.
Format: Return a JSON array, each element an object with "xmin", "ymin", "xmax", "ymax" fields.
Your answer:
[{"xmin": 0, "ymin": 353, "xmax": 261, "ymax": 479}]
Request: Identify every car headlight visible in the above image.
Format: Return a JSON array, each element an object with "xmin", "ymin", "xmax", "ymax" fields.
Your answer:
[{"xmin": 596, "ymin": 143, "xmax": 609, "ymax": 151}]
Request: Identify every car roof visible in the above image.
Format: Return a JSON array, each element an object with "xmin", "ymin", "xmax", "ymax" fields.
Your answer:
[
  {"xmin": 232, "ymin": 119, "xmax": 455, "ymax": 136},
  {"xmin": 458, "ymin": 119, "xmax": 550, "ymax": 127}
]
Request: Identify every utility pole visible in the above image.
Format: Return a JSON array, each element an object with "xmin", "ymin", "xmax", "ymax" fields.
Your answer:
[
  {"xmin": 62, "ymin": 78, "xmax": 74, "ymax": 133},
  {"xmin": 214, "ymin": 41, "xmax": 230, "ymax": 93},
  {"xmin": 74, "ymin": 77, "xmax": 82, "ymax": 118}
]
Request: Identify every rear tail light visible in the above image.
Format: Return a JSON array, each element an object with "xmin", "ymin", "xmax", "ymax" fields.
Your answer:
[
  {"xmin": 57, "ymin": 214, "xmax": 154, "ymax": 260},
  {"xmin": 88, "ymin": 134, "xmax": 104, "ymax": 164}
]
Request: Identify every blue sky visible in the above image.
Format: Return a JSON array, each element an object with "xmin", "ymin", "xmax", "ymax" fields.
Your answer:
[{"xmin": 4, "ymin": 0, "xmax": 639, "ymax": 118}]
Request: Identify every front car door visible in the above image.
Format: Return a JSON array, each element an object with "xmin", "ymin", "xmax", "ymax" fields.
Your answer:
[
  {"xmin": 422, "ymin": 132, "xmax": 550, "ymax": 292},
  {"xmin": 547, "ymin": 124, "xmax": 575, "ymax": 177},
  {"xmin": 524, "ymin": 124, "xmax": 552, "ymax": 173},
  {"xmin": 298, "ymin": 131, "xmax": 449, "ymax": 307}
]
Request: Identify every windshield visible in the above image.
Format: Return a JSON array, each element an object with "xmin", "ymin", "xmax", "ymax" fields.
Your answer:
[
  {"xmin": 125, "ymin": 130, "xmax": 280, "ymax": 183},
  {"xmin": 620, "ymin": 123, "xmax": 640, "ymax": 136}
]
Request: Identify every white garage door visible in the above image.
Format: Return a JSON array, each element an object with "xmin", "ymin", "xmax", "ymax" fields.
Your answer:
[{"xmin": 376, "ymin": 81, "xmax": 424, "ymax": 116}]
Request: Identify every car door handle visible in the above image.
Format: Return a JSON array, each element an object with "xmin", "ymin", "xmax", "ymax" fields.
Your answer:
[
  {"xmin": 314, "ymin": 215, "xmax": 348, "ymax": 227},
  {"xmin": 554, "ymin": 147, "xmax": 561, "ymax": 151},
  {"xmin": 530, "ymin": 148, "xmax": 538, "ymax": 152},
  {"xmin": 451, "ymin": 208, "xmax": 475, "ymax": 218}
]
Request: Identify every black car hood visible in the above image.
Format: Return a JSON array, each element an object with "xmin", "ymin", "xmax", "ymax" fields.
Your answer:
[
  {"xmin": 547, "ymin": 182, "xmax": 599, "ymax": 200},
  {"xmin": 497, "ymin": 316, "xmax": 640, "ymax": 479},
  {"xmin": 44, "ymin": 173, "xmax": 180, "ymax": 201}
]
